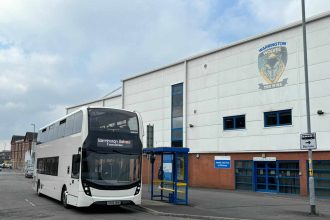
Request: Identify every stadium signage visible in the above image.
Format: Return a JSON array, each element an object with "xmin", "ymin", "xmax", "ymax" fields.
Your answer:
[{"xmin": 258, "ymin": 42, "xmax": 288, "ymax": 90}]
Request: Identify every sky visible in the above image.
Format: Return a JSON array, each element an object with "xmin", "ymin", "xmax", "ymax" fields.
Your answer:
[{"xmin": 1, "ymin": 0, "xmax": 330, "ymax": 150}]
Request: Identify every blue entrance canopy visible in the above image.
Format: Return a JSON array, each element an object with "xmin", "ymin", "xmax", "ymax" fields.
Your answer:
[{"xmin": 143, "ymin": 147, "xmax": 189, "ymax": 154}]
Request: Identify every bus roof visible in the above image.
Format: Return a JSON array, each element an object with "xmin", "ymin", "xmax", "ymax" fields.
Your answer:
[{"xmin": 38, "ymin": 107, "xmax": 137, "ymax": 131}]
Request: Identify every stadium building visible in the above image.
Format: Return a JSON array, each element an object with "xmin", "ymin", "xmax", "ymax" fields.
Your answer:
[{"xmin": 67, "ymin": 12, "xmax": 330, "ymax": 197}]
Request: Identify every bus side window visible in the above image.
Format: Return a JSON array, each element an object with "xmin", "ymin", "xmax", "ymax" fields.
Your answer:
[
  {"xmin": 71, "ymin": 154, "xmax": 80, "ymax": 179},
  {"xmin": 73, "ymin": 111, "xmax": 83, "ymax": 134}
]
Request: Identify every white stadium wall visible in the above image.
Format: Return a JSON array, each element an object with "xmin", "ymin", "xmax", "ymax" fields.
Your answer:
[{"xmin": 121, "ymin": 14, "xmax": 330, "ymax": 153}]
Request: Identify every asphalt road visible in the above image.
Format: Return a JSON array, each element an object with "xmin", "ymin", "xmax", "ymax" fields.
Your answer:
[{"xmin": 0, "ymin": 170, "xmax": 184, "ymax": 220}]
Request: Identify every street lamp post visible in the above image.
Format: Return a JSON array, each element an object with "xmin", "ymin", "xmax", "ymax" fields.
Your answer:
[
  {"xmin": 31, "ymin": 123, "xmax": 36, "ymax": 168},
  {"xmin": 301, "ymin": 0, "xmax": 316, "ymax": 215}
]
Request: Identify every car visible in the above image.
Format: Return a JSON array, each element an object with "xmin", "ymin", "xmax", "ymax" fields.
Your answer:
[
  {"xmin": 1, "ymin": 163, "xmax": 11, "ymax": 168},
  {"xmin": 25, "ymin": 167, "xmax": 34, "ymax": 178},
  {"xmin": 0, "ymin": 167, "xmax": 2, "ymax": 171}
]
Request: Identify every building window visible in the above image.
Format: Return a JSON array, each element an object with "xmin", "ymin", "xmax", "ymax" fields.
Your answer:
[
  {"xmin": 308, "ymin": 160, "xmax": 330, "ymax": 197},
  {"xmin": 146, "ymin": 124, "xmax": 154, "ymax": 148},
  {"xmin": 171, "ymin": 83, "xmax": 183, "ymax": 147},
  {"xmin": 223, "ymin": 115, "xmax": 245, "ymax": 130},
  {"xmin": 264, "ymin": 109, "xmax": 292, "ymax": 127},
  {"xmin": 235, "ymin": 160, "xmax": 253, "ymax": 191},
  {"xmin": 278, "ymin": 161, "xmax": 300, "ymax": 194}
]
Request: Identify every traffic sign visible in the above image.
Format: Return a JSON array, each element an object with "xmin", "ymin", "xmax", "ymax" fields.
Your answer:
[{"xmin": 300, "ymin": 133, "xmax": 317, "ymax": 150}]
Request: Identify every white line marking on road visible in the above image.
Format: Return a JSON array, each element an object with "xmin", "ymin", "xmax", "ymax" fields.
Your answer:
[{"xmin": 25, "ymin": 199, "xmax": 36, "ymax": 207}]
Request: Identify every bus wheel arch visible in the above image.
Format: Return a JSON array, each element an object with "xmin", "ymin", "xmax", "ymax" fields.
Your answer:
[
  {"xmin": 37, "ymin": 180, "xmax": 41, "ymax": 196},
  {"xmin": 61, "ymin": 185, "xmax": 70, "ymax": 209}
]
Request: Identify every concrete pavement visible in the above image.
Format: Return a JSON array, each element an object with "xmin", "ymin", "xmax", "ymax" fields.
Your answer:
[{"xmin": 140, "ymin": 185, "xmax": 330, "ymax": 220}]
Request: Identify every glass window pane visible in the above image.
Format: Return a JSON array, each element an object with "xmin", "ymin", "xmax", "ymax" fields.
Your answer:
[
  {"xmin": 172, "ymin": 95, "xmax": 183, "ymax": 107},
  {"xmin": 172, "ymin": 140, "xmax": 183, "ymax": 147},
  {"xmin": 88, "ymin": 108, "xmax": 138, "ymax": 133},
  {"xmin": 279, "ymin": 110, "xmax": 292, "ymax": 125},
  {"xmin": 279, "ymin": 186, "xmax": 299, "ymax": 194},
  {"xmin": 71, "ymin": 154, "xmax": 80, "ymax": 179},
  {"xmin": 236, "ymin": 183, "xmax": 252, "ymax": 190},
  {"xmin": 279, "ymin": 162, "xmax": 299, "ymax": 170},
  {"xmin": 147, "ymin": 125, "xmax": 154, "ymax": 148},
  {"xmin": 265, "ymin": 112, "xmax": 277, "ymax": 126},
  {"xmin": 58, "ymin": 121, "xmax": 66, "ymax": 138},
  {"xmin": 73, "ymin": 111, "xmax": 83, "ymax": 134},
  {"xmin": 235, "ymin": 116, "xmax": 245, "ymax": 129},
  {"xmin": 314, "ymin": 161, "xmax": 330, "ymax": 170},
  {"xmin": 172, "ymin": 83, "xmax": 183, "ymax": 95},
  {"xmin": 65, "ymin": 115, "xmax": 74, "ymax": 136},
  {"xmin": 235, "ymin": 160, "xmax": 253, "ymax": 191},
  {"xmin": 172, "ymin": 106, "xmax": 183, "ymax": 117},
  {"xmin": 172, "ymin": 117, "xmax": 183, "ymax": 129},
  {"xmin": 48, "ymin": 124, "xmax": 56, "ymax": 141},
  {"xmin": 171, "ymin": 83, "xmax": 183, "ymax": 147},
  {"xmin": 172, "ymin": 129, "xmax": 183, "ymax": 141},
  {"xmin": 224, "ymin": 117, "xmax": 234, "ymax": 129}
]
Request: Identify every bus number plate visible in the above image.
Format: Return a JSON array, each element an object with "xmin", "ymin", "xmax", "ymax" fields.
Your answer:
[{"xmin": 107, "ymin": 201, "xmax": 121, "ymax": 206}]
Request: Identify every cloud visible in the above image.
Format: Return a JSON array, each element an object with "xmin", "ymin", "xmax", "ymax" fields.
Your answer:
[
  {"xmin": 241, "ymin": 0, "xmax": 330, "ymax": 24},
  {"xmin": 0, "ymin": 0, "xmax": 330, "ymax": 150}
]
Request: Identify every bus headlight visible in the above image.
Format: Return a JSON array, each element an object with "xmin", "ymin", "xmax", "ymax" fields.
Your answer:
[
  {"xmin": 82, "ymin": 182, "xmax": 92, "ymax": 196},
  {"xmin": 134, "ymin": 182, "xmax": 141, "ymax": 195}
]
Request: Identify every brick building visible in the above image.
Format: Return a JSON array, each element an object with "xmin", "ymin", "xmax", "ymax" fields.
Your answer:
[{"xmin": 11, "ymin": 132, "xmax": 37, "ymax": 170}]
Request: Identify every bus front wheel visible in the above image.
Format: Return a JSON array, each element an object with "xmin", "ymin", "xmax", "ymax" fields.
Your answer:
[{"xmin": 61, "ymin": 186, "xmax": 70, "ymax": 209}]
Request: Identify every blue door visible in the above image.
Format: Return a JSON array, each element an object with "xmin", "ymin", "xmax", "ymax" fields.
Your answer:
[{"xmin": 255, "ymin": 161, "xmax": 278, "ymax": 192}]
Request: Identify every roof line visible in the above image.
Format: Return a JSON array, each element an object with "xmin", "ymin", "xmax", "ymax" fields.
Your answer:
[
  {"xmin": 65, "ymin": 94, "xmax": 122, "ymax": 110},
  {"xmin": 122, "ymin": 10, "xmax": 330, "ymax": 82},
  {"xmin": 102, "ymin": 86, "xmax": 122, "ymax": 98}
]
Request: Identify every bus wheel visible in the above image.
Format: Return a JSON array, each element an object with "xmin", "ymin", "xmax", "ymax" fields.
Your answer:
[
  {"xmin": 61, "ymin": 186, "xmax": 70, "ymax": 209},
  {"xmin": 37, "ymin": 180, "xmax": 41, "ymax": 196}
]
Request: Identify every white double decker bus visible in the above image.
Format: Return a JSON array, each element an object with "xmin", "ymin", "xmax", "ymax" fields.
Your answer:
[{"xmin": 33, "ymin": 107, "xmax": 143, "ymax": 208}]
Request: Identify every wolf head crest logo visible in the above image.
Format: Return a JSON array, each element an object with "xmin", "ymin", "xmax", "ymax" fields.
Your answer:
[{"xmin": 258, "ymin": 42, "xmax": 288, "ymax": 85}]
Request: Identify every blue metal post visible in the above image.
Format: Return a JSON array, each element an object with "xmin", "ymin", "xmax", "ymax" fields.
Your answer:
[
  {"xmin": 174, "ymin": 152, "xmax": 177, "ymax": 204},
  {"xmin": 151, "ymin": 156, "xmax": 154, "ymax": 200},
  {"xmin": 161, "ymin": 153, "xmax": 163, "ymax": 200},
  {"xmin": 185, "ymin": 152, "xmax": 188, "ymax": 205},
  {"xmin": 253, "ymin": 161, "xmax": 256, "ymax": 191}
]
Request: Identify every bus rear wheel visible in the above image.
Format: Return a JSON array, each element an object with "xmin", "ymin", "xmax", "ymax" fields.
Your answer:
[{"xmin": 61, "ymin": 186, "xmax": 70, "ymax": 209}]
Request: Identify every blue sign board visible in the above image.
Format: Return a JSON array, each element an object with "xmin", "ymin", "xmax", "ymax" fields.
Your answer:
[{"xmin": 214, "ymin": 156, "xmax": 231, "ymax": 169}]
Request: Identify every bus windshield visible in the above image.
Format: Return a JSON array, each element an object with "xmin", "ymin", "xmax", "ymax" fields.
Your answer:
[
  {"xmin": 82, "ymin": 151, "xmax": 141, "ymax": 187},
  {"xmin": 88, "ymin": 108, "xmax": 138, "ymax": 134},
  {"xmin": 82, "ymin": 108, "xmax": 142, "ymax": 188}
]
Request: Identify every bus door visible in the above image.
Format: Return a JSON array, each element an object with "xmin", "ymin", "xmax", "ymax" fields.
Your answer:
[{"xmin": 68, "ymin": 154, "xmax": 80, "ymax": 205}]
